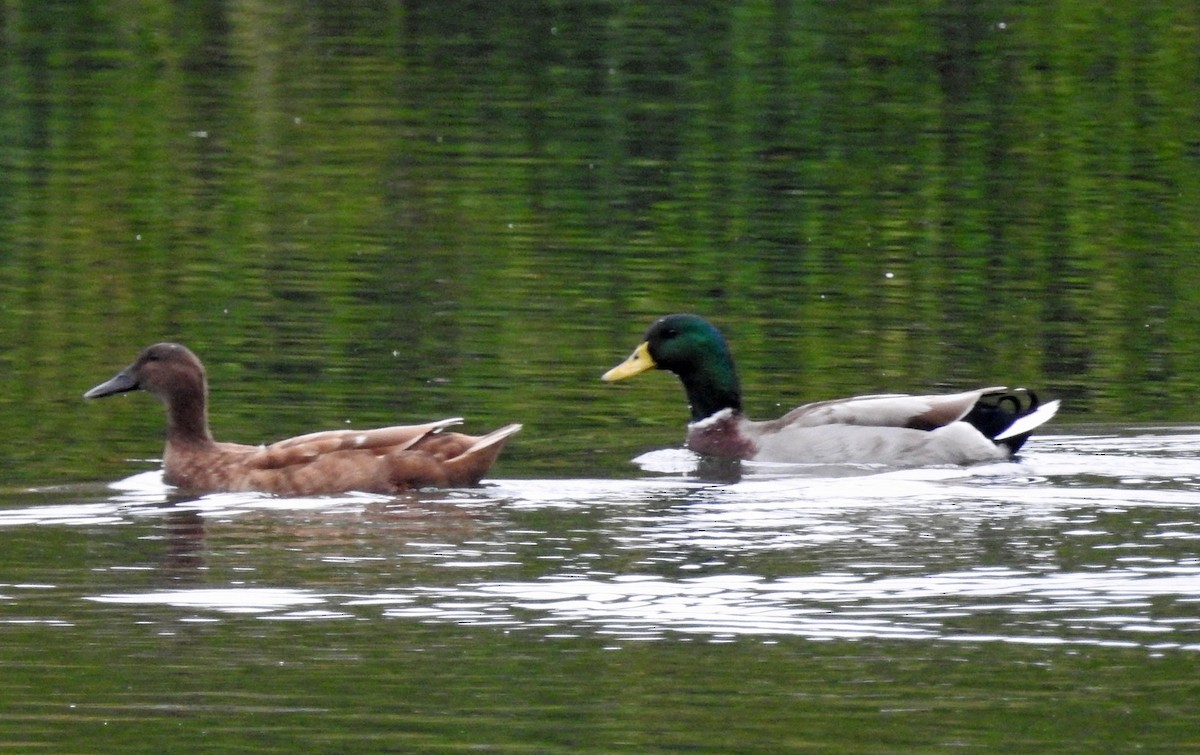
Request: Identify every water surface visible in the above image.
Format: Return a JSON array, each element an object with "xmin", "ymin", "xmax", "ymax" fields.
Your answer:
[
  {"xmin": 3, "ymin": 427, "xmax": 1200, "ymax": 750},
  {"xmin": 2, "ymin": 0, "xmax": 1199, "ymax": 750}
]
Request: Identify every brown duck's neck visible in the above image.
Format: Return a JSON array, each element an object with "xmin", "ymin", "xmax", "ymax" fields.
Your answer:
[{"xmin": 162, "ymin": 386, "xmax": 215, "ymax": 446}]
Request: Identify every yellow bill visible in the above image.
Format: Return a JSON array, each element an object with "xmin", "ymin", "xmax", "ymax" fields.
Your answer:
[{"xmin": 601, "ymin": 341, "xmax": 657, "ymax": 382}]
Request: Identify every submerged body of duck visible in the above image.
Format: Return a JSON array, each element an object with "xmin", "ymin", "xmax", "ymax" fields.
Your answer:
[
  {"xmin": 85, "ymin": 343, "xmax": 520, "ymax": 495},
  {"xmin": 603, "ymin": 314, "xmax": 1059, "ymax": 467}
]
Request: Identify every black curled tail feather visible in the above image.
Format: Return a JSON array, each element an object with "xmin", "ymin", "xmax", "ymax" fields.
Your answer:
[{"xmin": 964, "ymin": 388, "xmax": 1041, "ymax": 454}]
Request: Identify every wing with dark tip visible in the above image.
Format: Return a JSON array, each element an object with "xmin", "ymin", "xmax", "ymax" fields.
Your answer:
[{"xmin": 769, "ymin": 388, "xmax": 1004, "ymax": 431}]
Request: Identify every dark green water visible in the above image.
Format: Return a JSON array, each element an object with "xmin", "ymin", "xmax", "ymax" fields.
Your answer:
[{"xmin": 2, "ymin": 1, "xmax": 1200, "ymax": 751}]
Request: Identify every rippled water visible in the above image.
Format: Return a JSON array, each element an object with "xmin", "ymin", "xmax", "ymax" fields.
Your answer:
[
  {"xmin": 10, "ymin": 429, "xmax": 1200, "ymax": 647},
  {"xmin": 4, "ymin": 428, "xmax": 1200, "ymax": 749}
]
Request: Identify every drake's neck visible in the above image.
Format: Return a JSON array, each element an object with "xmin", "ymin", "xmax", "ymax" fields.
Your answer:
[
  {"xmin": 162, "ymin": 386, "xmax": 215, "ymax": 446},
  {"xmin": 679, "ymin": 365, "xmax": 743, "ymax": 423}
]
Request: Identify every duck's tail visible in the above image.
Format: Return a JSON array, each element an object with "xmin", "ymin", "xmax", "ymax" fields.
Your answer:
[
  {"xmin": 965, "ymin": 389, "xmax": 1060, "ymax": 454},
  {"xmin": 445, "ymin": 423, "xmax": 523, "ymax": 485},
  {"xmin": 462, "ymin": 423, "xmax": 523, "ymax": 456}
]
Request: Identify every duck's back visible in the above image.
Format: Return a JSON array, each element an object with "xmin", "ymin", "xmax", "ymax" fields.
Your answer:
[{"xmin": 161, "ymin": 423, "xmax": 521, "ymax": 495}]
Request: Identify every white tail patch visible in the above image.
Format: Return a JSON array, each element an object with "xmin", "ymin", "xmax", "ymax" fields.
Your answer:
[{"xmin": 995, "ymin": 399, "xmax": 1061, "ymax": 441}]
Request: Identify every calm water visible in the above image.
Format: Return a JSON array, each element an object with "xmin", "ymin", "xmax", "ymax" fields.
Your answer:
[
  {"xmin": 3, "ymin": 0, "xmax": 1200, "ymax": 751},
  {"xmin": 4, "ymin": 429, "xmax": 1200, "ymax": 751}
]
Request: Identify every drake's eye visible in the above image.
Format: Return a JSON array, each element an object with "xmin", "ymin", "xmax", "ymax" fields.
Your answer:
[{"xmin": 663, "ymin": 328, "xmax": 678, "ymax": 339}]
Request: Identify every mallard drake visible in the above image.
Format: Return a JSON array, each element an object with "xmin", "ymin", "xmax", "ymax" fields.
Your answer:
[
  {"xmin": 602, "ymin": 314, "xmax": 1059, "ymax": 466},
  {"xmin": 84, "ymin": 343, "xmax": 521, "ymax": 495}
]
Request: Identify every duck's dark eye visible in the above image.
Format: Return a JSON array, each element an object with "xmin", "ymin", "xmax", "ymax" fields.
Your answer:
[{"xmin": 662, "ymin": 328, "xmax": 678, "ymax": 339}]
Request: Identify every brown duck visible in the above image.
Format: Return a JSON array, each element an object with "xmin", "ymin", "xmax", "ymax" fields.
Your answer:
[{"xmin": 84, "ymin": 343, "xmax": 521, "ymax": 495}]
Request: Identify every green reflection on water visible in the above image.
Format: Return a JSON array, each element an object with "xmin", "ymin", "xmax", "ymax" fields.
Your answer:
[
  {"xmin": 5, "ymin": 5, "xmax": 1200, "ymax": 750},
  {"xmin": 1, "ymin": 8, "xmax": 1197, "ymax": 440},
  {"xmin": 1, "ymin": 604, "xmax": 1198, "ymax": 752}
]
